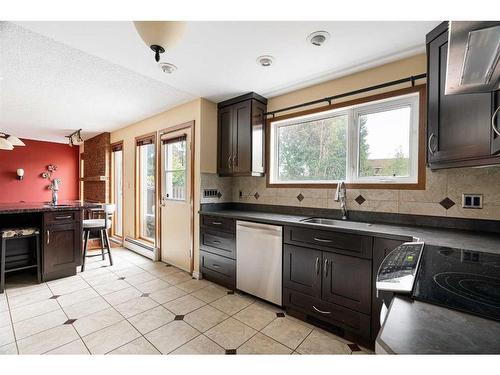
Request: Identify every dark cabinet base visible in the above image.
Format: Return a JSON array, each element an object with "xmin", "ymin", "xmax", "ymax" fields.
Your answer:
[{"xmin": 200, "ymin": 250, "xmax": 236, "ymax": 289}]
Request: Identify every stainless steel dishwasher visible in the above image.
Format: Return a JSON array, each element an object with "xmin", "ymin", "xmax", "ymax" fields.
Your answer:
[{"xmin": 236, "ymin": 221, "xmax": 283, "ymax": 306}]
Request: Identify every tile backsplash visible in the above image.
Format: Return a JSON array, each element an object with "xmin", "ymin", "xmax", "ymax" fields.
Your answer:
[{"xmin": 201, "ymin": 166, "xmax": 500, "ymax": 220}]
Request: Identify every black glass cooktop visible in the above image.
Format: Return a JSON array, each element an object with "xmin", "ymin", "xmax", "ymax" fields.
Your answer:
[{"xmin": 412, "ymin": 245, "xmax": 500, "ymax": 322}]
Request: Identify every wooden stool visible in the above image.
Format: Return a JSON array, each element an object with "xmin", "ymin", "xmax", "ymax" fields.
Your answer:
[{"xmin": 0, "ymin": 227, "xmax": 41, "ymax": 293}]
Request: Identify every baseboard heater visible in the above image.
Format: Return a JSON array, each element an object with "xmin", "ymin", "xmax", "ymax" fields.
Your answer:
[{"xmin": 124, "ymin": 237, "xmax": 157, "ymax": 260}]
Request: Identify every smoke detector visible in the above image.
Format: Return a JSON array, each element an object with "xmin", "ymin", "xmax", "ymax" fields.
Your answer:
[
  {"xmin": 159, "ymin": 62, "xmax": 177, "ymax": 74},
  {"xmin": 307, "ymin": 31, "xmax": 331, "ymax": 46},
  {"xmin": 257, "ymin": 55, "xmax": 275, "ymax": 67}
]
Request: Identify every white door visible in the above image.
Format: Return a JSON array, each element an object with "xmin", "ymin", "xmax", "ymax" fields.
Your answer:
[{"xmin": 160, "ymin": 128, "xmax": 192, "ymax": 271}]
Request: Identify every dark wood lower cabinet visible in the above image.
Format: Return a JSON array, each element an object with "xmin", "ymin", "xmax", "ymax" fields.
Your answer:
[
  {"xmin": 42, "ymin": 211, "xmax": 82, "ymax": 281},
  {"xmin": 200, "ymin": 250, "xmax": 236, "ymax": 289},
  {"xmin": 283, "ymin": 244, "xmax": 322, "ymax": 298},
  {"xmin": 322, "ymin": 252, "xmax": 371, "ymax": 314}
]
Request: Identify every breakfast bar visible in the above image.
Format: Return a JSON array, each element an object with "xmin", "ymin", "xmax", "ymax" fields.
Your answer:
[{"xmin": 0, "ymin": 202, "xmax": 93, "ymax": 282}]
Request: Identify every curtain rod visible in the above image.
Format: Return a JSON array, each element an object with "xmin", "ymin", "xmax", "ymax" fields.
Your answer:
[{"xmin": 265, "ymin": 73, "xmax": 427, "ymax": 117}]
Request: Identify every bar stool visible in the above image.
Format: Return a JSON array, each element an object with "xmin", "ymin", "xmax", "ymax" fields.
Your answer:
[
  {"xmin": 81, "ymin": 204, "xmax": 115, "ymax": 272},
  {"xmin": 0, "ymin": 227, "xmax": 41, "ymax": 293}
]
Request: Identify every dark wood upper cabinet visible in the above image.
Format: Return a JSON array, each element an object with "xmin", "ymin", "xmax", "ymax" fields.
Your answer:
[
  {"xmin": 426, "ymin": 22, "xmax": 500, "ymax": 169},
  {"xmin": 217, "ymin": 92, "xmax": 267, "ymax": 176}
]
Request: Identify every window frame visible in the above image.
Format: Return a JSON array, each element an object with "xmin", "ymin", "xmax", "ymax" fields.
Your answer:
[
  {"xmin": 135, "ymin": 132, "xmax": 157, "ymax": 245},
  {"xmin": 163, "ymin": 135, "xmax": 188, "ymax": 202},
  {"xmin": 266, "ymin": 85, "xmax": 426, "ymax": 190},
  {"xmin": 110, "ymin": 141, "xmax": 124, "ymax": 240}
]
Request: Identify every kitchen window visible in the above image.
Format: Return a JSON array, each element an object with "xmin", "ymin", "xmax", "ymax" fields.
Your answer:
[
  {"xmin": 269, "ymin": 88, "xmax": 423, "ymax": 188},
  {"xmin": 136, "ymin": 134, "xmax": 156, "ymax": 243}
]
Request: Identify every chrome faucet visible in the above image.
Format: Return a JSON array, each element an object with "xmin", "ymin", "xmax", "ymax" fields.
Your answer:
[{"xmin": 334, "ymin": 181, "xmax": 348, "ymax": 220}]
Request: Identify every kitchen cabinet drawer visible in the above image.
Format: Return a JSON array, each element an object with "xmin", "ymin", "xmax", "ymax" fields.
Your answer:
[
  {"xmin": 322, "ymin": 252, "xmax": 372, "ymax": 314},
  {"xmin": 201, "ymin": 215, "xmax": 235, "ymax": 233},
  {"xmin": 283, "ymin": 288, "xmax": 371, "ymax": 340},
  {"xmin": 200, "ymin": 250, "xmax": 235, "ymax": 289},
  {"xmin": 284, "ymin": 226, "xmax": 372, "ymax": 259},
  {"xmin": 283, "ymin": 244, "xmax": 322, "ymax": 298},
  {"xmin": 200, "ymin": 229, "xmax": 236, "ymax": 259},
  {"xmin": 44, "ymin": 210, "xmax": 81, "ymax": 224}
]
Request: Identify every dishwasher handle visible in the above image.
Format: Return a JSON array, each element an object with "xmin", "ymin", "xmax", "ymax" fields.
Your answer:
[{"xmin": 236, "ymin": 221, "xmax": 282, "ymax": 235}]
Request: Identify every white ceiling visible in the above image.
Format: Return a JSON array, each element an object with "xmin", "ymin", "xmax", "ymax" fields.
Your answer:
[{"xmin": 1, "ymin": 21, "xmax": 439, "ymax": 143}]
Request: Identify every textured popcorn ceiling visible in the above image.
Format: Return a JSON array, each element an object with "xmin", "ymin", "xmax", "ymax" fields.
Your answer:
[
  {"xmin": 0, "ymin": 22, "xmax": 195, "ymax": 142},
  {"xmin": 1, "ymin": 21, "xmax": 440, "ymax": 142}
]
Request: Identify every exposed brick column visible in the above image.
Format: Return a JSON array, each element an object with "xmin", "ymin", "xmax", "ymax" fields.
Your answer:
[{"xmin": 82, "ymin": 132, "xmax": 111, "ymax": 203}]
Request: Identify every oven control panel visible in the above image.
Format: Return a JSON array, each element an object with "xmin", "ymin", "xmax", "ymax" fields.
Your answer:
[{"xmin": 376, "ymin": 242, "xmax": 424, "ymax": 293}]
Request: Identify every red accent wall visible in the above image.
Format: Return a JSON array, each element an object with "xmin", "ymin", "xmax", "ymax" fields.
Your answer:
[{"xmin": 0, "ymin": 139, "xmax": 80, "ymax": 203}]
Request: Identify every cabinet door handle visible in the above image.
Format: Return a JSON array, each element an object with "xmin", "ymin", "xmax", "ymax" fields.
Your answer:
[
  {"xmin": 428, "ymin": 133, "xmax": 437, "ymax": 155},
  {"xmin": 55, "ymin": 215, "xmax": 72, "ymax": 220},
  {"xmin": 211, "ymin": 221, "xmax": 222, "ymax": 225},
  {"xmin": 313, "ymin": 237, "xmax": 332, "ymax": 243},
  {"xmin": 492, "ymin": 105, "xmax": 500, "ymax": 137},
  {"xmin": 211, "ymin": 240, "xmax": 221, "ymax": 244},
  {"xmin": 315, "ymin": 257, "xmax": 320, "ymax": 275},
  {"xmin": 324, "ymin": 259, "xmax": 329, "ymax": 277},
  {"xmin": 46, "ymin": 230, "xmax": 50, "ymax": 245},
  {"xmin": 211, "ymin": 263, "xmax": 220, "ymax": 268},
  {"xmin": 312, "ymin": 305, "xmax": 331, "ymax": 315},
  {"xmin": 228, "ymin": 155, "xmax": 232, "ymax": 169}
]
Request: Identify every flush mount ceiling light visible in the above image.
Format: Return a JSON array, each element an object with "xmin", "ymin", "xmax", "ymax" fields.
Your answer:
[
  {"xmin": 257, "ymin": 55, "xmax": 275, "ymax": 67},
  {"xmin": 307, "ymin": 31, "xmax": 331, "ymax": 47},
  {"xmin": 66, "ymin": 129, "xmax": 84, "ymax": 147},
  {"xmin": 159, "ymin": 62, "xmax": 177, "ymax": 74},
  {"xmin": 134, "ymin": 21, "xmax": 187, "ymax": 62},
  {"xmin": 0, "ymin": 132, "xmax": 25, "ymax": 151}
]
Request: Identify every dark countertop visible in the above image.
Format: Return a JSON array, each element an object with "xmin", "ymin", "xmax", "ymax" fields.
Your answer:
[
  {"xmin": 376, "ymin": 296, "xmax": 500, "ymax": 354},
  {"xmin": 0, "ymin": 201, "xmax": 99, "ymax": 214},
  {"xmin": 200, "ymin": 208, "xmax": 500, "ymax": 254}
]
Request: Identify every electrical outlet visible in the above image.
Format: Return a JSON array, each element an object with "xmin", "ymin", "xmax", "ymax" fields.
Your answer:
[{"xmin": 462, "ymin": 194, "xmax": 483, "ymax": 209}]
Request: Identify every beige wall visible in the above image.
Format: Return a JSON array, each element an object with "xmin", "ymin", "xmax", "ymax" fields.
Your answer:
[{"xmin": 110, "ymin": 98, "xmax": 218, "ymax": 273}]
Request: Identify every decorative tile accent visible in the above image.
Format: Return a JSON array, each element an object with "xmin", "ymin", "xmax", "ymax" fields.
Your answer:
[
  {"xmin": 141, "ymin": 293, "xmax": 150, "ymax": 298},
  {"xmin": 348, "ymin": 343, "xmax": 361, "ymax": 352},
  {"xmin": 440, "ymin": 197, "xmax": 455, "ymax": 210},
  {"xmin": 225, "ymin": 349, "xmax": 237, "ymax": 355},
  {"xmin": 276, "ymin": 312, "xmax": 285, "ymax": 318},
  {"xmin": 174, "ymin": 315, "xmax": 185, "ymax": 321},
  {"xmin": 49, "ymin": 295, "xmax": 60, "ymax": 300},
  {"xmin": 165, "ymin": 264, "xmax": 171, "ymax": 267},
  {"xmin": 254, "ymin": 192, "xmax": 260, "ymax": 200},
  {"xmin": 296, "ymin": 193, "xmax": 304, "ymax": 202},
  {"xmin": 227, "ymin": 291, "xmax": 234, "ymax": 295},
  {"xmin": 355, "ymin": 195, "xmax": 366, "ymax": 205},
  {"xmin": 118, "ymin": 277, "xmax": 126, "ymax": 280},
  {"xmin": 217, "ymin": 192, "xmax": 222, "ymax": 199},
  {"xmin": 64, "ymin": 319, "xmax": 77, "ymax": 325}
]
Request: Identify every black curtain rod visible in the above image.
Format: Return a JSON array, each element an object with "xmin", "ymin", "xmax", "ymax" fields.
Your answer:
[{"xmin": 265, "ymin": 73, "xmax": 427, "ymax": 117}]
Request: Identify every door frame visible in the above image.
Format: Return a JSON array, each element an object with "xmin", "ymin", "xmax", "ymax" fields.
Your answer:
[
  {"xmin": 110, "ymin": 141, "xmax": 124, "ymax": 244},
  {"xmin": 158, "ymin": 121, "xmax": 195, "ymax": 273}
]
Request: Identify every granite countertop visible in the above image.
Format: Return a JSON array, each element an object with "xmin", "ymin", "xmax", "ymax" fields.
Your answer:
[
  {"xmin": 0, "ymin": 201, "xmax": 100, "ymax": 214},
  {"xmin": 200, "ymin": 208, "xmax": 500, "ymax": 254},
  {"xmin": 376, "ymin": 296, "xmax": 500, "ymax": 354}
]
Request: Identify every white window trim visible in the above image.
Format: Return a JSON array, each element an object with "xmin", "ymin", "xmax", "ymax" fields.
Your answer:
[{"xmin": 269, "ymin": 92, "xmax": 420, "ymax": 185}]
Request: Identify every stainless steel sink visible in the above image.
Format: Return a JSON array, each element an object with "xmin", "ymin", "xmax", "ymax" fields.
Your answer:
[{"xmin": 301, "ymin": 217, "xmax": 373, "ymax": 228}]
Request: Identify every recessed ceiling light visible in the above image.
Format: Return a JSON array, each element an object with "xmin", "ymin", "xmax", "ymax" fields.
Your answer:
[
  {"xmin": 159, "ymin": 62, "xmax": 177, "ymax": 74},
  {"xmin": 257, "ymin": 55, "xmax": 275, "ymax": 67},
  {"xmin": 307, "ymin": 31, "xmax": 331, "ymax": 47}
]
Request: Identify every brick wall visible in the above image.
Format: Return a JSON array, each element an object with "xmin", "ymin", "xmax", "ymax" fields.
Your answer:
[{"xmin": 82, "ymin": 132, "xmax": 110, "ymax": 202}]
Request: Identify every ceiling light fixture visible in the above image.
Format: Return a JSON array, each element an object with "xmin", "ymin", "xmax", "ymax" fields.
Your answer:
[
  {"xmin": 0, "ymin": 132, "xmax": 25, "ymax": 151},
  {"xmin": 134, "ymin": 21, "xmax": 187, "ymax": 62},
  {"xmin": 159, "ymin": 62, "xmax": 177, "ymax": 74},
  {"xmin": 257, "ymin": 55, "xmax": 275, "ymax": 67},
  {"xmin": 307, "ymin": 31, "xmax": 331, "ymax": 47},
  {"xmin": 66, "ymin": 129, "xmax": 84, "ymax": 147}
]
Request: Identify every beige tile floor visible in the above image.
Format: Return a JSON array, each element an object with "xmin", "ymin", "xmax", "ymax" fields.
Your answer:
[{"xmin": 0, "ymin": 247, "xmax": 372, "ymax": 355}]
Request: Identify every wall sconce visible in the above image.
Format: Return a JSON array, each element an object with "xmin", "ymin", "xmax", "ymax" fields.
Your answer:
[{"xmin": 17, "ymin": 168, "xmax": 24, "ymax": 180}]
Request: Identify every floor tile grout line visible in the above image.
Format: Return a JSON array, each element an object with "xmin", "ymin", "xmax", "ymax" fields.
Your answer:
[{"xmin": 3, "ymin": 286, "xmax": 20, "ymax": 354}]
